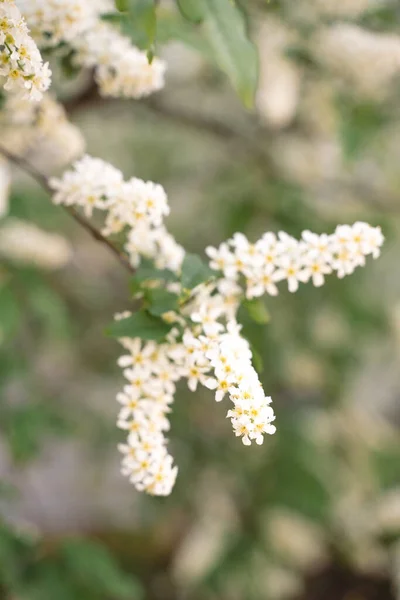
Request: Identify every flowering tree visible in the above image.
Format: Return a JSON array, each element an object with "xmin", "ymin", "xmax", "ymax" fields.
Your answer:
[{"xmin": 0, "ymin": 0, "xmax": 385, "ymax": 500}]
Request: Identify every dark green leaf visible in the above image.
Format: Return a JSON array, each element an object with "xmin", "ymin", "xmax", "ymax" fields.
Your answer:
[
  {"xmin": 106, "ymin": 310, "xmax": 173, "ymax": 340},
  {"xmin": 101, "ymin": 12, "xmax": 125, "ymax": 23},
  {"xmin": 132, "ymin": 258, "xmax": 179, "ymax": 284},
  {"xmin": 61, "ymin": 538, "xmax": 143, "ymax": 599},
  {"xmin": 181, "ymin": 253, "xmax": 214, "ymax": 290},
  {"xmin": 145, "ymin": 288, "xmax": 179, "ymax": 316}
]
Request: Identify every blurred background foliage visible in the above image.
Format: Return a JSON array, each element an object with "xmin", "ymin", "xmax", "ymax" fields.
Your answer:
[{"xmin": 1, "ymin": 0, "xmax": 400, "ymax": 599}]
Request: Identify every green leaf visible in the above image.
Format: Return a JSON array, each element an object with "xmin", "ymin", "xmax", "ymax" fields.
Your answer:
[
  {"xmin": 106, "ymin": 310, "xmax": 173, "ymax": 340},
  {"xmin": 242, "ymin": 298, "xmax": 270, "ymax": 325},
  {"xmin": 181, "ymin": 253, "xmax": 214, "ymax": 290},
  {"xmin": 176, "ymin": 0, "xmax": 204, "ymax": 22},
  {"xmin": 115, "ymin": 0, "xmax": 129, "ymax": 10},
  {"xmin": 157, "ymin": 12, "xmax": 215, "ymax": 61},
  {"xmin": 200, "ymin": 0, "xmax": 258, "ymax": 108},
  {"xmin": 128, "ymin": 0, "xmax": 157, "ymax": 53},
  {"xmin": 338, "ymin": 97, "xmax": 387, "ymax": 162},
  {"xmin": 145, "ymin": 288, "xmax": 179, "ymax": 316},
  {"xmin": 0, "ymin": 285, "xmax": 20, "ymax": 341},
  {"xmin": 61, "ymin": 538, "xmax": 143, "ymax": 599},
  {"xmin": 132, "ymin": 258, "xmax": 179, "ymax": 285}
]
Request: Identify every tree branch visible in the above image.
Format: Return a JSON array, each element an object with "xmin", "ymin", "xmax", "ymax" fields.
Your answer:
[{"xmin": 0, "ymin": 145, "xmax": 135, "ymax": 274}]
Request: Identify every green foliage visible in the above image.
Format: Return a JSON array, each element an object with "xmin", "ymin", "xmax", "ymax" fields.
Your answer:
[
  {"xmin": 60, "ymin": 538, "xmax": 143, "ymax": 599},
  {"xmin": 176, "ymin": 0, "xmax": 258, "ymax": 107},
  {"xmin": 106, "ymin": 309, "xmax": 173, "ymax": 340},
  {"xmin": 0, "ymin": 525, "xmax": 143, "ymax": 600},
  {"xmin": 130, "ymin": 258, "xmax": 179, "ymax": 291},
  {"xmin": 0, "ymin": 284, "xmax": 20, "ymax": 341},
  {"xmin": 176, "ymin": 0, "xmax": 204, "ymax": 23},
  {"xmin": 144, "ymin": 287, "xmax": 180, "ymax": 316},
  {"xmin": 180, "ymin": 253, "xmax": 214, "ymax": 290},
  {"xmin": 338, "ymin": 97, "xmax": 388, "ymax": 162},
  {"xmin": 241, "ymin": 298, "xmax": 270, "ymax": 325},
  {"xmin": 115, "ymin": 0, "xmax": 258, "ymax": 105}
]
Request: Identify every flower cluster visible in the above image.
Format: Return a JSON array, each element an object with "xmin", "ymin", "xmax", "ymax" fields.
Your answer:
[
  {"xmin": 115, "ymin": 301, "xmax": 276, "ymax": 495},
  {"xmin": 180, "ymin": 319, "xmax": 276, "ymax": 446},
  {"xmin": 15, "ymin": 0, "xmax": 104, "ymax": 45},
  {"xmin": 74, "ymin": 22, "xmax": 166, "ymax": 99},
  {"xmin": 116, "ymin": 333, "xmax": 179, "ymax": 496},
  {"xmin": 49, "ymin": 155, "xmax": 185, "ymax": 272},
  {"xmin": 206, "ymin": 222, "xmax": 384, "ymax": 298},
  {"xmin": 0, "ymin": 92, "xmax": 85, "ymax": 171},
  {"xmin": 0, "ymin": 0, "xmax": 51, "ymax": 100},
  {"xmin": 49, "ymin": 154, "xmax": 384, "ymax": 497},
  {"xmin": 16, "ymin": 0, "xmax": 166, "ymax": 99}
]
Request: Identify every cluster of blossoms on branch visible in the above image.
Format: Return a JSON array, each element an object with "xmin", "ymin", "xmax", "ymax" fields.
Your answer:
[
  {"xmin": 206, "ymin": 222, "xmax": 384, "ymax": 298},
  {"xmin": 49, "ymin": 155, "xmax": 384, "ymax": 496},
  {"xmin": 0, "ymin": 0, "xmax": 51, "ymax": 101},
  {"xmin": 16, "ymin": 0, "xmax": 166, "ymax": 99},
  {"xmin": 50, "ymin": 155, "xmax": 184, "ymax": 271}
]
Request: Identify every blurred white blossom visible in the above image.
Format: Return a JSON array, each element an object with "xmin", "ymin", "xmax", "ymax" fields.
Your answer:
[
  {"xmin": 256, "ymin": 18, "xmax": 301, "ymax": 128},
  {"xmin": 0, "ymin": 218, "xmax": 72, "ymax": 269},
  {"xmin": 314, "ymin": 24, "xmax": 400, "ymax": 98},
  {"xmin": 0, "ymin": 93, "xmax": 85, "ymax": 171}
]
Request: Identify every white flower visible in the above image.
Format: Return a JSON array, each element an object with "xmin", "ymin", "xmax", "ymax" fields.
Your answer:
[
  {"xmin": 274, "ymin": 257, "xmax": 308, "ymax": 293},
  {"xmin": 0, "ymin": 0, "xmax": 51, "ymax": 101}
]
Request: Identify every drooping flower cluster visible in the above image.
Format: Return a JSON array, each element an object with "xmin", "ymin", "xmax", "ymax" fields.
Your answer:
[
  {"xmin": 0, "ymin": 0, "xmax": 51, "ymax": 100},
  {"xmin": 16, "ymin": 0, "xmax": 166, "ymax": 99},
  {"xmin": 206, "ymin": 222, "xmax": 384, "ymax": 299},
  {"xmin": 115, "ymin": 299, "xmax": 276, "ymax": 495},
  {"xmin": 0, "ymin": 92, "xmax": 85, "ymax": 170},
  {"xmin": 49, "ymin": 155, "xmax": 184, "ymax": 271},
  {"xmin": 116, "ymin": 331, "xmax": 179, "ymax": 496},
  {"xmin": 49, "ymin": 154, "xmax": 384, "ymax": 496}
]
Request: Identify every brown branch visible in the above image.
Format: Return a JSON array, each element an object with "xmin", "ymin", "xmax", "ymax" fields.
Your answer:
[{"xmin": 0, "ymin": 145, "xmax": 135, "ymax": 274}]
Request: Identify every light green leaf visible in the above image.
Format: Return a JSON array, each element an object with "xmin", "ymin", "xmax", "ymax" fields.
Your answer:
[
  {"xmin": 176, "ymin": 0, "xmax": 204, "ymax": 22},
  {"xmin": 106, "ymin": 310, "xmax": 173, "ymax": 340},
  {"xmin": 128, "ymin": 0, "xmax": 157, "ymax": 54},
  {"xmin": 115, "ymin": 0, "xmax": 129, "ymax": 10},
  {"xmin": 157, "ymin": 12, "xmax": 215, "ymax": 61},
  {"xmin": 242, "ymin": 298, "xmax": 270, "ymax": 325},
  {"xmin": 145, "ymin": 288, "xmax": 179, "ymax": 316},
  {"xmin": 181, "ymin": 253, "xmax": 214, "ymax": 290},
  {"xmin": 200, "ymin": 0, "xmax": 258, "ymax": 108}
]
